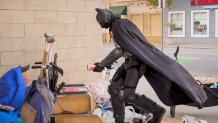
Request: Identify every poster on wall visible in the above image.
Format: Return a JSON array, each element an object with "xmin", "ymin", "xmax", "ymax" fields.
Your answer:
[
  {"xmin": 191, "ymin": 10, "xmax": 209, "ymax": 37},
  {"xmin": 168, "ymin": 11, "xmax": 185, "ymax": 37}
]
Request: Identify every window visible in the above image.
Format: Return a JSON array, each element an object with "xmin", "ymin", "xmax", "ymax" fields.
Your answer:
[
  {"xmin": 216, "ymin": 10, "xmax": 218, "ymax": 37},
  {"xmin": 191, "ymin": 10, "xmax": 209, "ymax": 37},
  {"xmin": 168, "ymin": 11, "xmax": 185, "ymax": 37}
]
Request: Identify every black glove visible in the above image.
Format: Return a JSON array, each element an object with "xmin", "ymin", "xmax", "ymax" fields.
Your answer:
[
  {"xmin": 106, "ymin": 64, "xmax": 113, "ymax": 70},
  {"xmin": 93, "ymin": 62, "xmax": 104, "ymax": 72}
]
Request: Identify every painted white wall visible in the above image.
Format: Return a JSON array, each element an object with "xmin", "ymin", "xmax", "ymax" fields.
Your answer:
[{"xmin": 216, "ymin": 10, "xmax": 218, "ymax": 37}]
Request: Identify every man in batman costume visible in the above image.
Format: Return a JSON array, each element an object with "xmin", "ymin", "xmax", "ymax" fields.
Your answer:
[{"xmin": 93, "ymin": 8, "xmax": 207, "ymax": 123}]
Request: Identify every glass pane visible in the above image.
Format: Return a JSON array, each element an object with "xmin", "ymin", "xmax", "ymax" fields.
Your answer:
[
  {"xmin": 171, "ymin": 14, "xmax": 177, "ymax": 20},
  {"xmin": 178, "ymin": 13, "xmax": 183, "ymax": 20},
  {"xmin": 194, "ymin": 13, "xmax": 200, "ymax": 19},
  {"xmin": 170, "ymin": 12, "xmax": 184, "ymax": 36},
  {"xmin": 201, "ymin": 12, "xmax": 207, "ymax": 19}
]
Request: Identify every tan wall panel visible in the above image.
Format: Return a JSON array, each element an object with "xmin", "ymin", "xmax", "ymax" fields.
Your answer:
[
  {"xmin": 150, "ymin": 14, "xmax": 161, "ymax": 36},
  {"xmin": 143, "ymin": 13, "xmax": 149, "ymax": 35},
  {"xmin": 131, "ymin": 14, "xmax": 144, "ymax": 33},
  {"xmin": 0, "ymin": 0, "xmax": 104, "ymax": 84},
  {"xmin": 146, "ymin": 36, "xmax": 161, "ymax": 44}
]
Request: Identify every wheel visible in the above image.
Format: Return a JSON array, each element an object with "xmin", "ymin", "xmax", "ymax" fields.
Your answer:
[{"xmin": 170, "ymin": 106, "xmax": 176, "ymax": 118}]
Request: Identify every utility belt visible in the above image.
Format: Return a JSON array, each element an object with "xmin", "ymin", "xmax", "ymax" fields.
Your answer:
[{"xmin": 124, "ymin": 57, "xmax": 146, "ymax": 78}]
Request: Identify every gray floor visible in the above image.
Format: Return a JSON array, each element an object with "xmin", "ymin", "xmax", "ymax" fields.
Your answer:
[{"xmin": 136, "ymin": 77, "xmax": 218, "ymax": 123}]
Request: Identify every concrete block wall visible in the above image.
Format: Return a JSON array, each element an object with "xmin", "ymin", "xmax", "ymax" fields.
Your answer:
[{"xmin": 0, "ymin": 0, "xmax": 104, "ymax": 84}]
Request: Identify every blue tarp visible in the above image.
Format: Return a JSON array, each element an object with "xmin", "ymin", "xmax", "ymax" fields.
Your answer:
[{"xmin": 0, "ymin": 67, "xmax": 26, "ymax": 123}]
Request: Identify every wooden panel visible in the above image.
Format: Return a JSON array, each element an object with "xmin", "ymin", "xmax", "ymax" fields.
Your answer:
[
  {"xmin": 150, "ymin": 14, "xmax": 161, "ymax": 36},
  {"xmin": 131, "ymin": 14, "xmax": 144, "ymax": 33},
  {"xmin": 143, "ymin": 13, "xmax": 149, "ymax": 35},
  {"xmin": 146, "ymin": 36, "xmax": 161, "ymax": 44}
]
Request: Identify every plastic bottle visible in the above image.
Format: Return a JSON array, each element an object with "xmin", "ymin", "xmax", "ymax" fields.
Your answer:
[{"xmin": 104, "ymin": 70, "xmax": 110, "ymax": 82}]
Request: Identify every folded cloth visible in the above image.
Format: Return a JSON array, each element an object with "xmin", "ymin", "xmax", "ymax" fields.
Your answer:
[
  {"xmin": 0, "ymin": 111, "xmax": 18, "ymax": 123},
  {"xmin": 0, "ymin": 111, "xmax": 24, "ymax": 123}
]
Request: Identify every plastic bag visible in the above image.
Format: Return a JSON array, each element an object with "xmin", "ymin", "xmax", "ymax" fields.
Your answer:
[
  {"xmin": 93, "ymin": 107, "xmax": 103, "ymax": 117},
  {"xmin": 125, "ymin": 106, "xmax": 148, "ymax": 123},
  {"xmin": 88, "ymin": 81, "xmax": 110, "ymax": 104},
  {"xmin": 102, "ymin": 110, "xmax": 115, "ymax": 123},
  {"xmin": 102, "ymin": 99, "xmax": 112, "ymax": 114},
  {"xmin": 102, "ymin": 69, "xmax": 116, "ymax": 83},
  {"xmin": 182, "ymin": 115, "xmax": 207, "ymax": 123},
  {"xmin": 210, "ymin": 82, "xmax": 218, "ymax": 88}
]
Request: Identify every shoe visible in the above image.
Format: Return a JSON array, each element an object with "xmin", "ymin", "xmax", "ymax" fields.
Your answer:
[
  {"xmin": 144, "ymin": 113, "xmax": 153, "ymax": 122},
  {"xmin": 151, "ymin": 107, "xmax": 166, "ymax": 123}
]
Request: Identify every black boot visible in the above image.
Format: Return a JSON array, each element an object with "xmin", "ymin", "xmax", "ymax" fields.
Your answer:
[
  {"xmin": 126, "ymin": 94, "xmax": 166, "ymax": 123},
  {"xmin": 150, "ymin": 105, "xmax": 166, "ymax": 123},
  {"xmin": 110, "ymin": 96, "xmax": 125, "ymax": 123}
]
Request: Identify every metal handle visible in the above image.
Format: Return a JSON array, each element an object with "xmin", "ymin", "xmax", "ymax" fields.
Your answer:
[
  {"xmin": 32, "ymin": 66, "xmax": 41, "ymax": 69},
  {"xmin": 35, "ymin": 62, "xmax": 42, "ymax": 64}
]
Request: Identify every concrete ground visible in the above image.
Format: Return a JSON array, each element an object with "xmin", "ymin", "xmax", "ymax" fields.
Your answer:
[
  {"xmin": 103, "ymin": 43, "xmax": 218, "ymax": 123},
  {"xmin": 136, "ymin": 77, "xmax": 218, "ymax": 123}
]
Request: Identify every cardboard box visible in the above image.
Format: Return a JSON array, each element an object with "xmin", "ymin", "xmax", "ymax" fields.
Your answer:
[
  {"xmin": 161, "ymin": 118, "xmax": 182, "ymax": 123},
  {"xmin": 20, "ymin": 103, "xmax": 37, "ymax": 123}
]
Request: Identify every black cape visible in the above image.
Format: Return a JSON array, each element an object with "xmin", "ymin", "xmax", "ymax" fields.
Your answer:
[{"xmin": 111, "ymin": 19, "xmax": 207, "ymax": 108}]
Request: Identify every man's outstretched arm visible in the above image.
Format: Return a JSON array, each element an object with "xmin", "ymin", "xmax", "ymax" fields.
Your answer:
[{"xmin": 93, "ymin": 47, "xmax": 124, "ymax": 72}]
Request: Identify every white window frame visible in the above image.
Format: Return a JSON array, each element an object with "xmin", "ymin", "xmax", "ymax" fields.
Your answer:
[
  {"xmin": 168, "ymin": 11, "xmax": 185, "ymax": 37},
  {"xmin": 191, "ymin": 10, "xmax": 209, "ymax": 37},
  {"xmin": 216, "ymin": 10, "xmax": 218, "ymax": 37}
]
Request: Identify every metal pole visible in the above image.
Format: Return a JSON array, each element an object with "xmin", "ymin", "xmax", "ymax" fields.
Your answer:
[{"xmin": 161, "ymin": 0, "xmax": 164, "ymax": 52}]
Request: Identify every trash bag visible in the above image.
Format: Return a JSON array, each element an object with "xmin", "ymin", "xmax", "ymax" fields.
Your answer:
[
  {"xmin": 24, "ymin": 80, "xmax": 54, "ymax": 123},
  {"xmin": 182, "ymin": 115, "xmax": 207, "ymax": 123},
  {"xmin": 102, "ymin": 110, "xmax": 115, "ymax": 123},
  {"xmin": 125, "ymin": 106, "xmax": 148, "ymax": 123},
  {"xmin": 89, "ymin": 81, "xmax": 110, "ymax": 105}
]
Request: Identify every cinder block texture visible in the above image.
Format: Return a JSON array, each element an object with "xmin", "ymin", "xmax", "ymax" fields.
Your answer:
[
  {"xmin": 67, "ymin": 0, "xmax": 86, "ymax": 11},
  {"xmin": 0, "ymin": 0, "xmax": 104, "ymax": 84},
  {"xmin": 57, "ymin": 12, "xmax": 76, "ymax": 24},
  {"xmin": 1, "ymin": 52, "xmax": 24, "ymax": 65},
  {"xmin": 12, "ymin": 11, "xmax": 35, "ymax": 23},
  {"xmin": 36, "ymin": 11, "xmax": 57, "ymax": 24},
  {"xmin": 0, "ymin": 10, "xmax": 12, "ymax": 24},
  {"xmin": 0, "ymin": 24, "xmax": 24, "ymax": 38},
  {"xmin": 46, "ymin": 0, "xmax": 67, "ymax": 11}
]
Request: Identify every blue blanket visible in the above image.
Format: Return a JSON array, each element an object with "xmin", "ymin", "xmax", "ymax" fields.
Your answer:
[{"xmin": 0, "ymin": 67, "xmax": 26, "ymax": 122}]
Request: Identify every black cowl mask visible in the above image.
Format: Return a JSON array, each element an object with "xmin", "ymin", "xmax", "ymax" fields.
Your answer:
[{"xmin": 95, "ymin": 8, "xmax": 114, "ymax": 29}]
